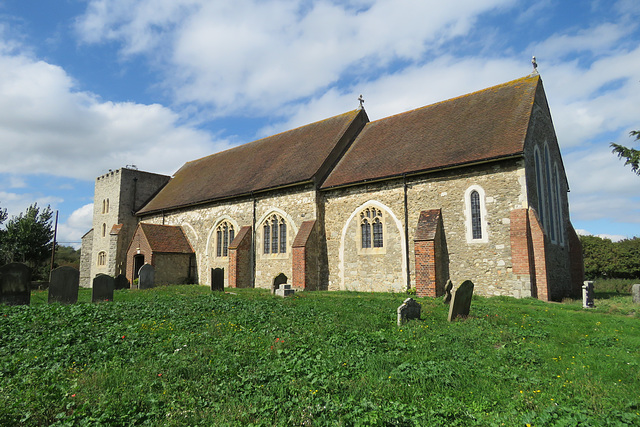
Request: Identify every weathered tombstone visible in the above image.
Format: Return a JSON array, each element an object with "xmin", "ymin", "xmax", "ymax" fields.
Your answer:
[
  {"xmin": 582, "ymin": 281, "xmax": 595, "ymax": 309},
  {"xmin": 114, "ymin": 274, "xmax": 130, "ymax": 290},
  {"xmin": 92, "ymin": 274, "xmax": 115, "ymax": 302},
  {"xmin": 271, "ymin": 273, "xmax": 288, "ymax": 295},
  {"xmin": 0, "ymin": 263, "xmax": 31, "ymax": 306},
  {"xmin": 443, "ymin": 279, "xmax": 453, "ymax": 304},
  {"xmin": 138, "ymin": 264, "xmax": 155, "ymax": 290},
  {"xmin": 211, "ymin": 268, "xmax": 224, "ymax": 292},
  {"xmin": 397, "ymin": 297, "xmax": 421, "ymax": 326},
  {"xmin": 448, "ymin": 280, "xmax": 474, "ymax": 322},
  {"xmin": 275, "ymin": 284, "xmax": 295, "ymax": 297},
  {"xmin": 48, "ymin": 266, "xmax": 79, "ymax": 304},
  {"xmin": 632, "ymin": 284, "xmax": 640, "ymax": 305}
]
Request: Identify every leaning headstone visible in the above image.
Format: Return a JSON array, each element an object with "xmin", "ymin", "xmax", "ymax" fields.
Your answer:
[
  {"xmin": 632, "ymin": 284, "xmax": 640, "ymax": 305},
  {"xmin": 0, "ymin": 263, "xmax": 31, "ymax": 306},
  {"xmin": 271, "ymin": 273, "xmax": 288, "ymax": 295},
  {"xmin": 92, "ymin": 274, "xmax": 114, "ymax": 302},
  {"xmin": 448, "ymin": 280, "xmax": 474, "ymax": 322},
  {"xmin": 114, "ymin": 274, "xmax": 130, "ymax": 290},
  {"xmin": 48, "ymin": 266, "xmax": 79, "ymax": 304},
  {"xmin": 275, "ymin": 284, "xmax": 295, "ymax": 297},
  {"xmin": 443, "ymin": 279, "xmax": 453, "ymax": 304},
  {"xmin": 138, "ymin": 264, "xmax": 155, "ymax": 290},
  {"xmin": 211, "ymin": 268, "xmax": 224, "ymax": 292},
  {"xmin": 582, "ymin": 281, "xmax": 595, "ymax": 309},
  {"xmin": 397, "ymin": 297, "xmax": 421, "ymax": 326}
]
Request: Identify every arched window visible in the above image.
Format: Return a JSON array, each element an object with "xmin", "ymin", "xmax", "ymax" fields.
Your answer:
[
  {"xmin": 360, "ymin": 208, "xmax": 383, "ymax": 249},
  {"xmin": 263, "ymin": 214, "xmax": 287, "ymax": 254},
  {"xmin": 534, "ymin": 148, "xmax": 545, "ymax": 227},
  {"xmin": 544, "ymin": 145, "xmax": 556, "ymax": 242},
  {"xmin": 216, "ymin": 221, "xmax": 235, "ymax": 257},
  {"xmin": 465, "ymin": 185, "xmax": 488, "ymax": 243},
  {"xmin": 105, "ymin": 198, "xmax": 109, "ymax": 213},
  {"xmin": 102, "ymin": 223, "xmax": 107, "ymax": 237},
  {"xmin": 470, "ymin": 190, "xmax": 482, "ymax": 239},
  {"xmin": 97, "ymin": 251, "xmax": 106, "ymax": 266}
]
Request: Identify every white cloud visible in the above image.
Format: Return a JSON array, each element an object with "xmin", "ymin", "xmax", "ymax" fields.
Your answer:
[
  {"xmin": 0, "ymin": 48, "xmax": 230, "ymax": 180},
  {"xmin": 57, "ymin": 203, "xmax": 95, "ymax": 248},
  {"xmin": 0, "ymin": 191, "xmax": 63, "ymax": 224}
]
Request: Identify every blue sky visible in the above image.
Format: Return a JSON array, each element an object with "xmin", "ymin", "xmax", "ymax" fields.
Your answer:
[{"xmin": 0, "ymin": 0, "xmax": 639, "ymax": 247}]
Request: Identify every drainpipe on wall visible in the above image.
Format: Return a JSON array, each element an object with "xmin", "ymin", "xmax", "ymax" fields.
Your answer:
[
  {"xmin": 251, "ymin": 192, "xmax": 256, "ymax": 288},
  {"xmin": 403, "ymin": 174, "xmax": 411, "ymax": 291}
]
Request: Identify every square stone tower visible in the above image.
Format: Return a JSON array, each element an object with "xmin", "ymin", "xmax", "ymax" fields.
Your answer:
[{"xmin": 79, "ymin": 168, "xmax": 170, "ymax": 287}]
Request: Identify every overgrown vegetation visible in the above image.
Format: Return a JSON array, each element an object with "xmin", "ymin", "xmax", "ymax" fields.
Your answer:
[
  {"xmin": 580, "ymin": 235, "xmax": 640, "ymax": 280},
  {"xmin": 1, "ymin": 286, "xmax": 638, "ymax": 426}
]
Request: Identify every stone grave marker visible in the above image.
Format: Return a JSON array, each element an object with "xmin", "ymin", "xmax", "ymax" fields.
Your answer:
[
  {"xmin": 114, "ymin": 274, "xmax": 130, "ymax": 290},
  {"xmin": 443, "ymin": 279, "xmax": 453, "ymax": 304},
  {"xmin": 632, "ymin": 284, "xmax": 640, "ymax": 305},
  {"xmin": 275, "ymin": 284, "xmax": 295, "ymax": 297},
  {"xmin": 271, "ymin": 273, "xmax": 288, "ymax": 295},
  {"xmin": 582, "ymin": 281, "xmax": 595, "ymax": 308},
  {"xmin": 0, "ymin": 262, "xmax": 31, "ymax": 306},
  {"xmin": 211, "ymin": 268, "xmax": 224, "ymax": 292},
  {"xmin": 397, "ymin": 297, "xmax": 421, "ymax": 326},
  {"xmin": 92, "ymin": 274, "xmax": 115, "ymax": 302},
  {"xmin": 447, "ymin": 280, "xmax": 474, "ymax": 322},
  {"xmin": 138, "ymin": 264, "xmax": 155, "ymax": 290},
  {"xmin": 48, "ymin": 266, "xmax": 79, "ymax": 304}
]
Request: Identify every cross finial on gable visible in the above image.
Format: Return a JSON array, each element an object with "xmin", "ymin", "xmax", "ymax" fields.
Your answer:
[{"xmin": 358, "ymin": 94, "xmax": 365, "ymax": 109}]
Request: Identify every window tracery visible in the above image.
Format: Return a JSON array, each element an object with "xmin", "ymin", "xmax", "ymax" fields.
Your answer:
[
  {"xmin": 216, "ymin": 221, "xmax": 235, "ymax": 257},
  {"xmin": 360, "ymin": 208, "xmax": 383, "ymax": 249},
  {"xmin": 263, "ymin": 214, "xmax": 286, "ymax": 254}
]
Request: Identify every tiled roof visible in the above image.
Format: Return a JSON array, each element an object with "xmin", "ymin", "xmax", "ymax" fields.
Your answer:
[
  {"xmin": 138, "ymin": 109, "xmax": 366, "ymax": 214},
  {"xmin": 139, "ymin": 223, "xmax": 193, "ymax": 254},
  {"xmin": 321, "ymin": 75, "xmax": 540, "ymax": 189},
  {"xmin": 415, "ymin": 210, "xmax": 442, "ymax": 241}
]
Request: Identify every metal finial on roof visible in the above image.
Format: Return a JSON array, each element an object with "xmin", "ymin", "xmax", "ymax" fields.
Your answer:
[
  {"xmin": 358, "ymin": 94, "xmax": 364, "ymax": 109},
  {"xmin": 531, "ymin": 56, "xmax": 538, "ymax": 74}
]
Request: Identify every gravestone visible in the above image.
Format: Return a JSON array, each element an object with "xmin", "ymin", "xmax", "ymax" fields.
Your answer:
[
  {"xmin": 0, "ymin": 263, "xmax": 31, "ymax": 306},
  {"xmin": 48, "ymin": 266, "xmax": 79, "ymax": 304},
  {"xmin": 114, "ymin": 274, "xmax": 130, "ymax": 290},
  {"xmin": 397, "ymin": 297, "xmax": 421, "ymax": 326},
  {"xmin": 443, "ymin": 279, "xmax": 453, "ymax": 304},
  {"xmin": 582, "ymin": 281, "xmax": 595, "ymax": 309},
  {"xmin": 92, "ymin": 274, "xmax": 114, "ymax": 302},
  {"xmin": 211, "ymin": 268, "xmax": 224, "ymax": 292},
  {"xmin": 271, "ymin": 273, "xmax": 288, "ymax": 295},
  {"xmin": 632, "ymin": 284, "xmax": 640, "ymax": 305},
  {"xmin": 275, "ymin": 284, "xmax": 295, "ymax": 297},
  {"xmin": 448, "ymin": 280, "xmax": 474, "ymax": 322},
  {"xmin": 138, "ymin": 264, "xmax": 155, "ymax": 290}
]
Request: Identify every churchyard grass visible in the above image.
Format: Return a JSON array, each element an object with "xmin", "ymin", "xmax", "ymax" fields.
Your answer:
[{"xmin": 1, "ymin": 286, "xmax": 639, "ymax": 426}]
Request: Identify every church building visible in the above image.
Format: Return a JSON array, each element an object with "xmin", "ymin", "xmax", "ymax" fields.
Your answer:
[{"xmin": 79, "ymin": 73, "xmax": 584, "ymax": 301}]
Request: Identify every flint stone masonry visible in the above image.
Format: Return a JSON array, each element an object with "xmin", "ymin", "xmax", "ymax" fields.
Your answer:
[
  {"xmin": 448, "ymin": 280, "xmax": 474, "ymax": 321},
  {"xmin": 138, "ymin": 264, "xmax": 155, "ymax": 289},
  {"xmin": 397, "ymin": 298, "xmax": 421, "ymax": 326},
  {"xmin": 92, "ymin": 274, "xmax": 114, "ymax": 302},
  {"xmin": 48, "ymin": 266, "xmax": 79, "ymax": 304},
  {"xmin": 0, "ymin": 263, "xmax": 31, "ymax": 306},
  {"xmin": 632, "ymin": 284, "xmax": 640, "ymax": 304}
]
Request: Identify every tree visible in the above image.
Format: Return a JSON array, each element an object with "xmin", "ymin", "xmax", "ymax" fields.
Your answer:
[
  {"xmin": 1, "ymin": 203, "xmax": 54, "ymax": 279},
  {"xmin": 611, "ymin": 130, "xmax": 640, "ymax": 175}
]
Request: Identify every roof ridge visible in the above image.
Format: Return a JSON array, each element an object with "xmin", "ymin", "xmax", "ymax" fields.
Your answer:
[{"xmin": 366, "ymin": 74, "xmax": 540, "ymax": 125}]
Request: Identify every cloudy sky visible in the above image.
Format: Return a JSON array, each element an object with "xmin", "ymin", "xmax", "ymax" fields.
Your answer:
[{"xmin": 0, "ymin": 0, "xmax": 639, "ymax": 247}]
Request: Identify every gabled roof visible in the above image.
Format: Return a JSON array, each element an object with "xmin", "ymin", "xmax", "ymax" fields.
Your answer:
[
  {"xmin": 137, "ymin": 224, "xmax": 193, "ymax": 254},
  {"xmin": 138, "ymin": 109, "xmax": 367, "ymax": 214},
  {"xmin": 321, "ymin": 75, "xmax": 541, "ymax": 189}
]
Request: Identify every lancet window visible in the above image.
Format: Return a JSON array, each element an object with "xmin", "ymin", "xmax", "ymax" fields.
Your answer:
[
  {"xmin": 263, "ymin": 214, "xmax": 287, "ymax": 254},
  {"xmin": 360, "ymin": 207, "xmax": 383, "ymax": 249},
  {"xmin": 216, "ymin": 221, "xmax": 235, "ymax": 257}
]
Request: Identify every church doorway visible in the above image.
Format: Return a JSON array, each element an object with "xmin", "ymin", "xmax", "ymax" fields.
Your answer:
[{"xmin": 133, "ymin": 254, "xmax": 145, "ymax": 281}]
